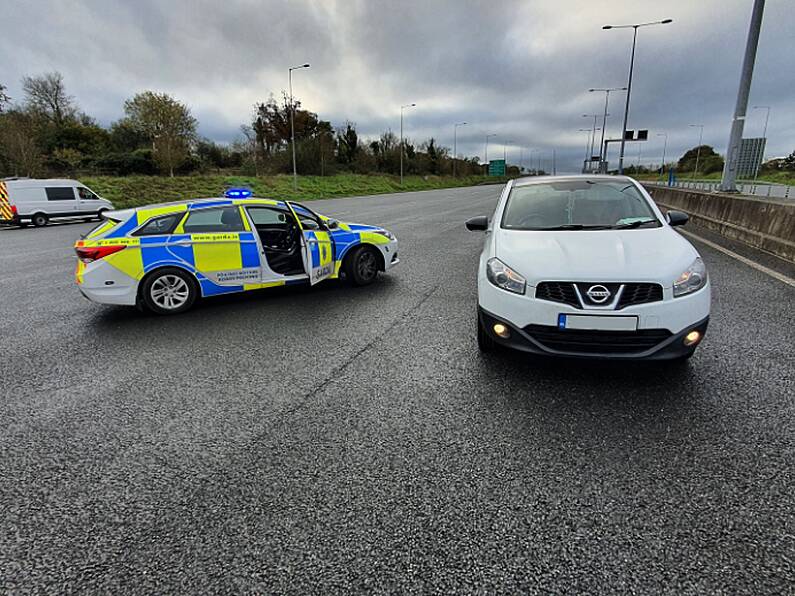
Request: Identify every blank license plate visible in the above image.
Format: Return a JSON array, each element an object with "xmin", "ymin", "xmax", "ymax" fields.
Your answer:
[{"xmin": 558, "ymin": 314, "xmax": 638, "ymax": 331}]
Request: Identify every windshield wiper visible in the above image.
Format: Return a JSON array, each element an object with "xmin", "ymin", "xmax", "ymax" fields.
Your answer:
[
  {"xmin": 537, "ymin": 224, "xmax": 612, "ymax": 230},
  {"xmin": 613, "ymin": 219, "xmax": 659, "ymax": 229}
]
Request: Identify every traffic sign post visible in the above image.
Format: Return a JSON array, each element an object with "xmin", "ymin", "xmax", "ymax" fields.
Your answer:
[{"xmin": 488, "ymin": 159, "xmax": 506, "ymax": 177}]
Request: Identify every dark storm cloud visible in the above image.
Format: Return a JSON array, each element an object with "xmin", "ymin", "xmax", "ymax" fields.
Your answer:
[{"xmin": 2, "ymin": 0, "xmax": 792, "ymax": 172}]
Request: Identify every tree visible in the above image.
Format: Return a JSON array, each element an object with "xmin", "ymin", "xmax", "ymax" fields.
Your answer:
[
  {"xmin": 677, "ymin": 145, "xmax": 724, "ymax": 174},
  {"xmin": 22, "ymin": 72, "xmax": 76, "ymax": 126},
  {"xmin": 336, "ymin": 122, "xmax": 359, "ymax": 165},
  {"xmin": 0, "ymin": 84, "xmax": 10, "ymax": 113},
  {"xmin": 122, "ymin": 91, "xmax": 197, "ymax": 176},
  {"xmin": 0, "ymin": 110, "xmax": 44, "ymax": 176}
]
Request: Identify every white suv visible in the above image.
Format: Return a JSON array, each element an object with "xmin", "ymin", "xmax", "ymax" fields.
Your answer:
[{"xmin": 467, "ymin": 176, "xmax": 710, "ymax": 361}]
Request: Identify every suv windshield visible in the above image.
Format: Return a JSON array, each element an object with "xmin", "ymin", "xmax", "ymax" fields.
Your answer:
[{"xmin": 501, "ymin": 180, "xmax": 660, "ymax": 231}]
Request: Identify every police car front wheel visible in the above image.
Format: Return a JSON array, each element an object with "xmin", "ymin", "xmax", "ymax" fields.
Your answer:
[
  {"xmin": 345, "ymin": 245, "xmax": 380, "ymax": 286},
  {"xmin": 141, "ymin": 268, "xmax": 198, "ymax": 315}
]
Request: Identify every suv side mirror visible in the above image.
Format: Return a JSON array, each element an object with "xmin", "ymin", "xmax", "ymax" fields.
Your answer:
[
  {"xmin": 667, "ymin": 210, "xmax": 689, "ymax": 227},
  {"xmin": 466, "ymin": 215, "xmax": 489, "ymax": 231}
]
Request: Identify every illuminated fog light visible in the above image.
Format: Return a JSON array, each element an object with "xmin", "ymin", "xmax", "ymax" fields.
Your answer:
[
  {"xmin": 493, "ymin": 323, "xmax": 511, "ymax": 339},
  {"xmin": 683, "ymin": 330, "xmax": 701, "ymax": 346}
]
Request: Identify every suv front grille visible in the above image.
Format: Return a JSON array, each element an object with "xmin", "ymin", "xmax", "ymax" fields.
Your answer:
[
  {"xmin": 535, "ymin": 282, "xmax": 664, "ymax": 310},
  {"xmin": 536, "ymin": 282, "xmax": 580, "ymax": 308},
  {"xmin": 617, "ymin": 283, "xmax": 663, "ymax": 309},
  {"xmin": 524, "ymin": 325, "xmax": 672, "ymax": 355}
]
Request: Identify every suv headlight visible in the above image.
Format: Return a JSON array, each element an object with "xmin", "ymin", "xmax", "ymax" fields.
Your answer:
[
  {"xmin": 673, "ymin": 257, "xmax": 707, "ymax": 297},
  {"xmin": 486, "ymin": 258, "xmax": 526, "ymax": 295}
]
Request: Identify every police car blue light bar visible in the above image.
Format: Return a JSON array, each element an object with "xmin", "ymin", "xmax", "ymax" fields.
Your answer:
[{"xmin": 224, "ymin": 188, "xmax": 252, "ymax": 198}]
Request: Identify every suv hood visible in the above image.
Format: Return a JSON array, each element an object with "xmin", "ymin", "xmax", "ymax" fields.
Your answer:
[{"xmin": 495, "ymin": 226, "xmax": 699, "ymax": 286}]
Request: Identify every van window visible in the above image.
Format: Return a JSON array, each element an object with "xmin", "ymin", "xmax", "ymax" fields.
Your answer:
[
  {"xmin": 77, "ymin": 187, "xmax": 99, "ymax": 201},
  {"xmin": 133, "ymin": 213, "xmax": 182, "ymax": 236},
  {"xmin": 182, "ymin": 206, "xmax": 244, "ymax": 233},
  {"xmin": 46, "ymin": 187, "xmax": 76, "ymax": 201}
]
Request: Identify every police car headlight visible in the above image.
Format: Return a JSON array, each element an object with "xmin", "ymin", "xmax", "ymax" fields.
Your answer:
[
  {"xmin": 374, "ymin": 230, "xmax": 396, "ymax": 241},
  {"xmin": 486, "ymin": 258, "xmax": 526, "ymax": 295},
  {"xmin": 673, "ymin": 257, "xmax": 707, "ymax": 297}
]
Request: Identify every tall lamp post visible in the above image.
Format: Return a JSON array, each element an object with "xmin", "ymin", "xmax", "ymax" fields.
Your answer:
[
  {"xmin": 453, "ymin": 122, "xmax": 467, "ymax": 177},
  {"xmin": 583, "ymin": 113, "xmax": 601, "ymax": 171},
  {"xmin": 288, "ymin": 63, "xmax": 310, "ymax": 191},
  {"xmin": 689, "ymin": 123, "xmax": 704, "ymax": 179},
  {"xmin": 603, "ymin": 18, "xmax": 673, "ymax": 174},
  {"xmin": 484, "ymin": 133, "xmax": 497, "ymax": 176},
  {"xmin": 656, "ymin": 132, "xmax": 668, "ymax": 180},
  {"xmin": 399, "ymin": 103, "xmax": 416, "ymax": 185},
  {"xmin": 589, "ymin": 86, "xmax": 626, "ymax": 171},
  {"xmin": 752, "ymin": 105, "xmax": 770, "ymax": 187},
  {"xmin": 503, "ymin": 140, "xmax": 514, "ymax": 169},
  {"xmin": 720, "ymin": 0, "xmax": 765, "ymax": 192},
  {"xmin": 578, "ymin": 129, "xmax": 591, "ymax": 173}
]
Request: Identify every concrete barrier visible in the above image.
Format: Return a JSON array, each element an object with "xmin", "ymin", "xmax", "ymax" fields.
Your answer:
[{"xmin": 643, "ymin": 184, "xmax": 795, "ymax": 263}]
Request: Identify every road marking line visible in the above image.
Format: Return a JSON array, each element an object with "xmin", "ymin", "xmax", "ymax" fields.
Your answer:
[{"xmin": 680, "ymin": 229, "xmax": 795, "ymax": 288}]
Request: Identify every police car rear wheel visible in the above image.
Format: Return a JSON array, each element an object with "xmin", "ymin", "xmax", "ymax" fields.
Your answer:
[
  {"xmin": 142, "ymin": 268, "xmax": 197, "ymax": 315},
  {"xmin": 346, "ymin": 246, "xmax": 379, "ymax": 286}
]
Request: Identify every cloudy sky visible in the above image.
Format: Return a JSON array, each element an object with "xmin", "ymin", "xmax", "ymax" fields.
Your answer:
[{"xmin": 2, "ymin": 0, "xmax": 793, "ymax": 173}]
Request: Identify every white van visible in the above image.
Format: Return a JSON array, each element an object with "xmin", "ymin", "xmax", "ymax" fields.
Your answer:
[{"xmin": 0, "ymin": 178, "xmax": 114, "ymax": 227}]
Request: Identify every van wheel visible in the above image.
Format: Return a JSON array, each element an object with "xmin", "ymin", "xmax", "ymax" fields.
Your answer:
[
  {"xmin": 31, "ymin": 213, "xmax": 48, "ymax": 227},
  {"xmin": 344, "ymin": 245, "xmax": 380, "ymax": 286},
  {"xmin": 96, "ymin": 209, "xmax": 108, "ymax": 221},
  {"xmin": 141, "ymin": 268, "xmax": 198, "ymax": 315}
]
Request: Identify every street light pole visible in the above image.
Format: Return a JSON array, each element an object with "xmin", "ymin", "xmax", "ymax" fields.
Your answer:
[
  {"xmin": 689, "ymin": 123, "xmax": 704, "ymax": 179},
  {"xmin": 589, "ymin": 87, "xmax": 626, "ymax": 171},
  {"xmin": 503, "ymin": 140, "xmax": 514, "ymax": 169},
  {"xmin": 656, "ymin": 132, "xmax": 668, "ymax": 180},
  {"xmin": 583, "ymin": 114, "xmax": 600, "ymax": 170},
  {"xmin": 720, "ymin": 0, "xmax": 765, "ymax": 192},
  {"xmin": 399, "ymin": 103, "xmax": 416, "ymax": 185},
  {"xmin": 453, "ymin": 122, "xmax": 467, "ymax": 177},
  {"xmin": 603, "ymin": 19, "xmax": 673, "ymax": 175},
  {"xmin": 578, "ymin": 129, "xmax": 591, "ymax": 173},
  {"xmin": 484, "ymin": 133, "xmax": 497, "ymax": 176},
  {"xmin": 288, "ymin": 63, "xmax": 310, "ymax": 191}
]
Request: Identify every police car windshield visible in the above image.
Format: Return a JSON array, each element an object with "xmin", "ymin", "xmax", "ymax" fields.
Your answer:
[{"xmin": 501, "ymin": 180, "xmax": 660, "ymax": 231}]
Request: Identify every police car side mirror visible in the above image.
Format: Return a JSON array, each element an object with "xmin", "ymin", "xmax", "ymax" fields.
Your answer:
[
  {"xmin": 667, "ymin": 210, "xmax": 689, "ymax": 227},
  {"xmin": 466, "ymin": 216, "xmax": 489, "ymax": 231},
  {"xmin": 326, "ymin": 218, "xmax": 340, "ymax": 229}
]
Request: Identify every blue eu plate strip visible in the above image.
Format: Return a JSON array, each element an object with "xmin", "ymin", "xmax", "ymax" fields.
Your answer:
[{"xmin": 558, "ymin": 314, "xmax": 567, "ymax": 329}]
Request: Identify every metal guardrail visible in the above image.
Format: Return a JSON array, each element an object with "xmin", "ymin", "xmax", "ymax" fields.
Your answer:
[{"xmin": 651, "ymin": 178, "xmax": 793, "ymax": 199}]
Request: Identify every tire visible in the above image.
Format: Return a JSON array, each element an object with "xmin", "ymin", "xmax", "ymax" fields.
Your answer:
[
  {"xmin": 477, "ymin": 314, "xmax": 497, "ymax": 352},
  {"xmin": 345, "ymin": 245, "xmax": 380, "ymax": 286},
  {"xmin": 31, "ymin": 213, "xmax": 48, "ymax": 227},
  {"xmin": 96, "ymin": 209, "xmax": 108, "ymax": 221},
  {"xmin": 141, "ymin": 267, "xmax": 198, "ymax": 315}
]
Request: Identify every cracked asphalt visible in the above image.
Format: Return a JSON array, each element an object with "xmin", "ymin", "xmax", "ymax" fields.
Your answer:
[{"xmin": 1, "ymin": 185, "xmax": 793, "ymax": 594}]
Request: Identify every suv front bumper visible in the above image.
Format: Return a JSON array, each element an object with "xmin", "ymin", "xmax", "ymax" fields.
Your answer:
[{"xmin": 479, "ymin": 306, "xmax": 709, "ymax": 360}]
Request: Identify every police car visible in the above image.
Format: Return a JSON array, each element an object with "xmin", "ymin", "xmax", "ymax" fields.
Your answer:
[{"xmin": 74, "ymin": 189, "xmax": 398, "ymax": 314}]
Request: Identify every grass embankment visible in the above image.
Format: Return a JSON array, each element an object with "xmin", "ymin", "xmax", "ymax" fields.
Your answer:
[
  {"xmin": 81, "ymin": 174, "xmax": 507, "ymax": 210},
  {"xmin": 638, "ymin": 171, "xmax": 795, "ymax": 185}
]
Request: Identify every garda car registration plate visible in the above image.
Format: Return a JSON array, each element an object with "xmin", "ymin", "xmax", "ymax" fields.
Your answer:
[{"xmin": 558, "ymin": 314, "xmax": 638, "ymax": 331}]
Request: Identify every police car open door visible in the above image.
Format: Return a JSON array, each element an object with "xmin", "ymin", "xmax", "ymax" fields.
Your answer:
[{"xmin": 287, "ymin": 202, "xmax": 334, "ymax": 285}]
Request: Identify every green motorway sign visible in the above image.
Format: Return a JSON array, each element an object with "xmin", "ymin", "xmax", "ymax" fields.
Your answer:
[{"xmin": 488, "ymin": 159, "xmax": 505, "ymax": 176}]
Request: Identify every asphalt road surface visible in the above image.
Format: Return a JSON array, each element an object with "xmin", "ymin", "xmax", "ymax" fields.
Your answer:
[{"xmin": 1, "ymin": 185, "xmax": 793, "ymax": 594}]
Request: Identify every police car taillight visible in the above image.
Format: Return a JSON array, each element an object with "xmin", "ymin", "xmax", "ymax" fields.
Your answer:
[{"xmin": 75, "ymin": 245, "xmax": 126, "ymax": 263}]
